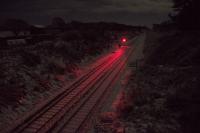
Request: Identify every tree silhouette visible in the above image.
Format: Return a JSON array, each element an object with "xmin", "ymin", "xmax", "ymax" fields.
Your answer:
[
  {"xmin": 172, "ymin": 0, "xmax": 200, "ymax": 30},
  {"xmin": 3, "ymin": 18, "xmax": 30, "ymax": 35},
  {"xmin": 51, "ymin": 17, "xmax": 66, "ymax": 28}
]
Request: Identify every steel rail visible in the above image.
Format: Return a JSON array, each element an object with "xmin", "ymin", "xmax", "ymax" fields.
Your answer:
[
  {"xmin": 11, "ymin": 54, "xmax": 113, "ymax": 133},
  {"xmin": 58, "ymin": 46, "xmax": 133, "ymax": 133},
  {"xmin": 12, "ymin": 50, "xmax": 120, "ymax": 133}
]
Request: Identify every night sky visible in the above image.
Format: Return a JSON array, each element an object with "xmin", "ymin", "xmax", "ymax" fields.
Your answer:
[{"xmin": 0, "ymin": 0, "xmax": 173, "ymax": 26}]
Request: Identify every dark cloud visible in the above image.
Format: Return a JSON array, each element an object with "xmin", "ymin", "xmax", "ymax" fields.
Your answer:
[{"xmin": 0, "ymin": 0, "xmax": 173, "ymax": 26}]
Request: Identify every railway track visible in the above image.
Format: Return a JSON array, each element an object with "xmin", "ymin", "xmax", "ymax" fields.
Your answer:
[{"xmin": 10, "ymin": 46, "xmax": 133, "ymax": 133}]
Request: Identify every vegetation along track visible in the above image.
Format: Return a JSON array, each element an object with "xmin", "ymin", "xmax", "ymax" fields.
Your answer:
[{"xmin": 10, "ymin": 46, "xmax": 133, "ymax": 133}]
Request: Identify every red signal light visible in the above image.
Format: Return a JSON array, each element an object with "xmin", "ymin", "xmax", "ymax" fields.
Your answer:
[{"xmin": 121, "ymin": 38, "xmax": 127, "ymax": 43}]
